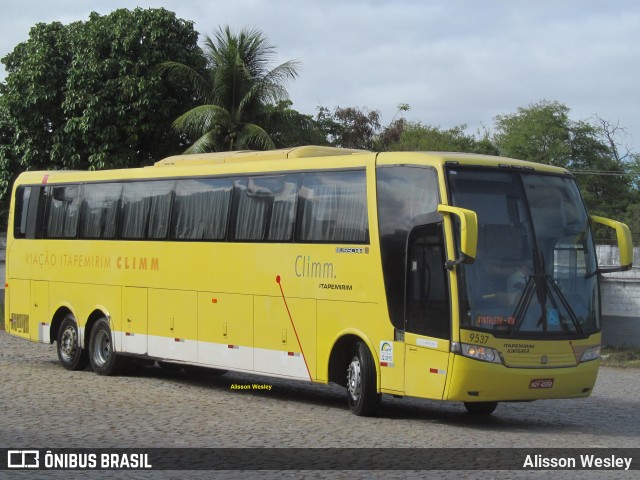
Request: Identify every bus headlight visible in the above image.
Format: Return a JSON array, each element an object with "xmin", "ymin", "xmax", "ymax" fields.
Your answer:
[
  {"xmin": 579, "ymin": 345, "xmax": 601, "ymax": 362},
  {"xmin": 456, "ymin": 343, "xmax": 503, "ymax": 364}
]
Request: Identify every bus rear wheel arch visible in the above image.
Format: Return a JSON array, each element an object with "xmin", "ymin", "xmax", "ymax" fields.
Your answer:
[
  {"xmin": 56, "ymin": 313, "xmax": 89, "ymax": 371},
  {"xmin": 88, "ymin": 317, "xmax": 126, "ymax": 376}
]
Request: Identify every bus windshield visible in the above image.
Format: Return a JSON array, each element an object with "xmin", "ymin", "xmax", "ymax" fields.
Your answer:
[{"xmin": 447, "ymin": 168, "xmax": 600, "ymax": 338}]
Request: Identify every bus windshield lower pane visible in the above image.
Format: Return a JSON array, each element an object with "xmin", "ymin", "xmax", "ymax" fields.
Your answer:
[{"xmin": 447, "ymin": 168, "xmax": 600, "ymax": 338}]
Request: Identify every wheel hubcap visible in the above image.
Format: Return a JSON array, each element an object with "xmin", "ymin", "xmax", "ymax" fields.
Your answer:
[
  {"xmin": 60, "ymin": 327, "xmax": 77, "ymax": 361},
  {"xmin": 93, "ymin": 330, "xmax": 111, "ymax": 367},
  {"xmin": 347, "ymin": 356, "xmax": 361, "ymax": 401}
]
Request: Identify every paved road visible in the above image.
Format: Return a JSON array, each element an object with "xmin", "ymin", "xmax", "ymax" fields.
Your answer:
[{"xmin": 1, "ymin": 330, "xmax": 638, "ymax": 479}]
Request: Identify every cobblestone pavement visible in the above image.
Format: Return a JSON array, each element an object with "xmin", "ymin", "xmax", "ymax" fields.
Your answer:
[{"xmin": 1, "ymin": 330, "xmax": 638, "ymax": 479}]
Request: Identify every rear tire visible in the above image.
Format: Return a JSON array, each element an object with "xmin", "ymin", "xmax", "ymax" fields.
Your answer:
[
  {"xmin": 57, "ymin": 314, "xmax": 89, "ymax": 371},
  {"xmin": 464, "ymin": 401, "xmax": 498, "ymax": 415},
  {"xmin": 346, "ymin": 341, "xmax": 381, "ymax": 416},
  {"xmin": 89, "ymin": 318, "xmax": 126, "ymax": 376}
]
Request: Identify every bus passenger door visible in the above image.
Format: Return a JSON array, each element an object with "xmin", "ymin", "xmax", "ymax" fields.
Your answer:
[
  {"xmin": 404, "ymin": 224, "xmax": 451, "ymax": 400},
  {"xmin": 122, "ymin": 287, "xmax": 147, "ymax": 355}
]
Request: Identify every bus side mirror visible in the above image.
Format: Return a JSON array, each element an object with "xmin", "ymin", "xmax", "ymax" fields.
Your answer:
[
  {"xmin": 437, "ymin": 204, "xmax": 478, "ymax": 267},
  {"xmin": 591, "ymin": 215, "xmax": 633, "ymax": 273}
]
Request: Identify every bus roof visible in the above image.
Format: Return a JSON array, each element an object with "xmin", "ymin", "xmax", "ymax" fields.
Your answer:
[
  {"xmin": 153, "ymin": 145, "xmax": 370, "ymax": 166},
  {"xmin": 154, "ymin": 147, "xmax": 570, "ymax": 176},
  {"xmin": 14, "ymin": 146, "xmax": 570, "ymax": 186}
]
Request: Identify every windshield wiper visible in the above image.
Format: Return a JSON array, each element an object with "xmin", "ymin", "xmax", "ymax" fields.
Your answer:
[
  {"xmin": 510, "ymin": 250, "xmax": 583, "ymax": 336},
  {"xmin": 510, "ymin": 275, "xmax": 535, "ymax": 336},
  {"xmin": 545, "ymin": 276, "xmax": 584, "ymax": 337}
]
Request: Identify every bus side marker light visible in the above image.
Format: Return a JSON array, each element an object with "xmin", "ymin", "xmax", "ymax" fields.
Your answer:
[
  {"xmin": 429, "ymin": 368, "xmax": 446, "ymax": 375},
  {"xmin": 227, "ymin": 345, "xmax": 239, "ymax": 349}
]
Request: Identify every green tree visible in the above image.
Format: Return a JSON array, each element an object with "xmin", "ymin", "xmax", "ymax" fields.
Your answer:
[
  {"xmin": 494, "ymin": 101, "xmax": 573, "ymax": 167},
  {"xmin": 160, "ymin": 26, "xmax": 299, "ymax": 152},
  {"xmin": 380, "ymin": 121, "xmax": 498, "ymax": 154},
  {"xmin": 0, "ymin": 20, "xmax": 71, "ymax": 210},
  {"xmin": 493, "ymin": 100, "xmax": 634, "ymax": 225},
  {"xmin": 0, "ymin": 8, "xmax": 203, "ymax": 220},
  {"xmin": 262, "ymin": 101, "xmax": 326, "ymax": 148},
  {"xmin": 315, "ymin": 106, "xmax": 381, "ymax": 150},
  {"xmin": 59, "ymin": 9, "xmax": 203, "ymax": 169}
]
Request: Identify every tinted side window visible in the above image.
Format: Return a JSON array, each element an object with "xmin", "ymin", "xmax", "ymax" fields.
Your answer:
[
  {"xmin": 45, "ymin": 185, "xmax": 81, "ymax": 238},
  {"xmin": 13, "ymin": 186, "xmax": 32, "ymax": 239},
  {"xmin": 80, "ymin": 183, "xmax": 122, "ymax": 239},
  {"xmin": 377, "ymin": 166, "xmax": 440, "ymax": 329},
  {"xmin": 298, "ymin": 171, "xmax": 368, "ymax": 243},
  {"xmin": 172, "ymin": 178, "xmax": 233, "ymax": 240},
  {"xmin": 120, "ymin": 181, "xmax": 174, "ymax": 239},
  {"xmin": 232, "ymin": 175, "xmax": 300, "ymax": 242},
  {"xmin": 268, "ymin": 175, "xmax": 299, "ymax": 241}
]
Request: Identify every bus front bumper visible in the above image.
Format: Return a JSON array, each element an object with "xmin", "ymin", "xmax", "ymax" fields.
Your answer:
[{"xmin": 446, "ymin": 354, "xmax": 599, "ymax": 402}]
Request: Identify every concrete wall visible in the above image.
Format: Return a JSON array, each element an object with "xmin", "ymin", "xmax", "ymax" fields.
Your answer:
[{"xmin": 597, "ymin": 245, "xmax": 640, "ymax": 347}]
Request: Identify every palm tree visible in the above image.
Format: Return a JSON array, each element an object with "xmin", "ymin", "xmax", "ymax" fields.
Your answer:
[{"xmin": 160, "ymin": 26, "xmax": 300, "ymax": 153}]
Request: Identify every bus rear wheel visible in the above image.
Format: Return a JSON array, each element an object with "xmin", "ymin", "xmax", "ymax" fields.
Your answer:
[
  {"xmin": 346, "ymin": 341, "xmax": 381, "ymax": 416},
  {"xmin": 89, "ymin": 318, "xmax": 126, "ymax": 376},
  {"xmin": 464, "ymin": 401, "xmax": 498, "ymax": 415},
  {"xmin": 57, "ymin": 314, "xmax": 89, "ymax": 371}
]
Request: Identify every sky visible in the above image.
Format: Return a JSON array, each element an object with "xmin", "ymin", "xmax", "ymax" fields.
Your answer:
[{"xmin": 1, "ymin": 0, "xmax": 639, "ymax": 153}]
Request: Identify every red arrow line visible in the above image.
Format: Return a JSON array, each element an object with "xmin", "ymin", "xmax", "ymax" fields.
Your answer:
[{"xmin": 276, "ymin": 275, "xmax": 312, "ymax": 380}]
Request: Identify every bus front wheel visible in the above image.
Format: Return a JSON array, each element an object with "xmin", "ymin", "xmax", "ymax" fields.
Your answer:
[
  {"xmin": 346, "ymin": 341, "xmax": 381, "ymax": 416},
  {"xmin": 57, "ymin": 314, "xmax": 89, "ymax": 371},
  {"xmin": 464, "ymin": 401, "xmax": 498, "ymax": 415},
  {"xmin": 89, "ymin": 318, "xmax": 126, "ymax": 376}
]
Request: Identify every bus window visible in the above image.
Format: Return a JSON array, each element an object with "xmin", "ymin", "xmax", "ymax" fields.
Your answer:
[
  {"xmin": 120, "ymin": 181, "xmax": 174, "ymax": 239},
  {"xmin": 80, "ymin": 183, "xmax": 122, "ymax": 239},
  {"xmin": 45, "ymin": 185, "xmax": 81, "ymax": 238},
  {"xmin": 230, "ymin": 174, "xmax": 300, "ymax": 242},
  {"xmin": 13, "ymin": 186, "xmax": 32, "ymax": 238},
  {"xmin": 377, "ymin": 166, "xmax": 440, "ymax": 330},
  {"xmin": 297, "ymin": 170, "xmax": 368, "ymax": 243},
  {"xmin": 172, "ymin": 178, "xmax": 233, "ymax": 240},
  {"xmin": 232, "ymin": 178, "xmax": 270, "ymax": 241},
  {"xmin": 267, "ymin": 175, "xmax": 299, "ymax": 241}
]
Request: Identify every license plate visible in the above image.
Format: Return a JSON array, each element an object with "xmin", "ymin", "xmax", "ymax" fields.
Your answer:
[{"xmin": 529, "ymin": 378, "xmax": 554, "ymax": 389}]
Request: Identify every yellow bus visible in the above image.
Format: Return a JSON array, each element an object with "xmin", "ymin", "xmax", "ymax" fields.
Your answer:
[{"xmin": 4, "ymin": 146, "xmax": 633, "ymax": 416}]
